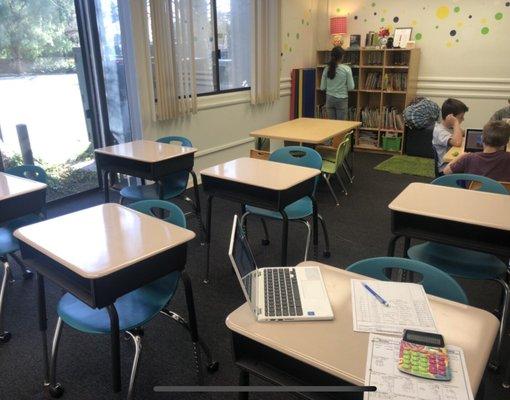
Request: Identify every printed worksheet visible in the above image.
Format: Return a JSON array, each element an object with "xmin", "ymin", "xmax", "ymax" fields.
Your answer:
[
  {"xmin": 364, "ymin": 334, "xmax": 473, "ymax": 400},
  {"xmin": 351, "ymin": 280, "xmax": 438, "ymax": 335}
]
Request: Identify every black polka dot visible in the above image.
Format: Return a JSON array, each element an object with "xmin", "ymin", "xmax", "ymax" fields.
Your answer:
[
  {"xmin": 374, "ymin": 12, "xmax": 377, "ymax": 16},
  {"xmin": 280, "ymin": 53, "xmax": 283, "ymax": 57},
  {"xmin": 506, "ymin": 2, "xmax": 510, "ymax": 6},
  {"xmin": 393, "ymin": 16, "xmax": 399, "ymax": 23},
  {"xmin": 354, "ymin": 15, "xmax": 358, "ymax": 20},
  {"xmin": 468, "ymin": 15, "xmax": 472, "ymax": 19},
  {"xmin": 450, "ymin": 29, "xmax": 457, "ymax": 36}
]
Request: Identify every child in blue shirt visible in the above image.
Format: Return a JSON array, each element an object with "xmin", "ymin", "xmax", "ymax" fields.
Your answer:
[{"xmin": 320, "ymin": 46, "xmax": 355, "ymax": 120}]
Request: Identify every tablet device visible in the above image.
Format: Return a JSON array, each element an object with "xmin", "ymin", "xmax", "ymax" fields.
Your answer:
[{"xmin": 464, "ymin": 129, "xmax": 484, "ymax": 153}]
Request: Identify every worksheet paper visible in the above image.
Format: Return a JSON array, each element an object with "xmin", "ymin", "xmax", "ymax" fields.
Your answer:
[
  {"xmin": 364, "ymin": 334, "xmax": 473, "ymax": 400},
  {"xmin": 351, "ymin": 280, "xmax": 438, "ymax": 335}
]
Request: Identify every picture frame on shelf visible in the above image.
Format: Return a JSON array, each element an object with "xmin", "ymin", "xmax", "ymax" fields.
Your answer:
[
  {"xmin": 349, "ymin": 34, "xmax": 361, "ymax": 49},
  {"xmin": 393, "ymin": 27, "xmax": 413, "ymax": 48}
]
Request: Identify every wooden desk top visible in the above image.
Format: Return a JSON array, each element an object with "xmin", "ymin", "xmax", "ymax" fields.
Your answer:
[
  {"xmin": 13, "ymin": 204, "xmax": 195, "ymax": 279},
  {"xmin": 250, "ymin": 118, "xmax": 361, "ymax": 144},
  {"xmin": 443, "ymin": 138, "xmax": 510, "ymax": 163},
  {"xmin": 226, "ymin": 262, "xmax": 499, "ymax": 393},
  {"xmin": 389, "ymin": 182, "xmax": 510, "ymax": 231},
  {"xmin": 95, "ymin": 140, "xmax": 197, "ymax": 163},
  {"xmin": 0, "ymin": 172, "xmax": 47, "ymax": 201},
  {"xmin": 200, "ymin": 157, "xmax": 320, "ymax": 190}
]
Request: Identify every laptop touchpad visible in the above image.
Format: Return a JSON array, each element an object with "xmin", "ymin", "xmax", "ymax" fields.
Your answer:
[{"xmin": 304, "ymin": 268, "xmax": 320, "ymax": 280}]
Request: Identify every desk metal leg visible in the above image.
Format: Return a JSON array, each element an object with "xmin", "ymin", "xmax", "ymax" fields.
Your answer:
[
  {"xmin": 311, "ymin": 197, "xmax": 319, "ymax": 260},
  {"xmin": 280, "ymin": 210, "xmax": 289, "ymax": 266},
  {"xmin": 182, "ymin": 271, "xmax": 204, "ymax": 385},
  {"xmin": 103, "ymin": 170, "xmax": 110, "ymax": 203},
  {"xmin": 205, "ymin": 195, "xmax": 213, "ymax": 284},
  {"xmin": 107, "ymin": 304, "xmax": 121, "ymax": 393},
  {"xmin": 36, "ymin": 273, "xmax": 50, "ymax": 386},
  {"xmin": 190, "ymin": 171, "xmax": 206, "ymax": 240},
  {"xmin": 387, "ymin": 235, "xmax": 401, "ymax": 257},
  {"xmin": 239, "ymin": 369, "xmax": 249, "ymax": 400}
]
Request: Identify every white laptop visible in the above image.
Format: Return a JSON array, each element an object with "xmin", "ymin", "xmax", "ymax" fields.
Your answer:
[{"xmin": 228, "ymin": 215, "xmax": 334, "ymax": 322}]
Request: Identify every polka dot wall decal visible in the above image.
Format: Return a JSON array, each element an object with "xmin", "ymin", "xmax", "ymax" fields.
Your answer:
[
  {"xmin": 411, "ymin": 20, "xmax": 417, "ymax": 26},
  {"xmin": 393, "ymin": 16, "xmax": 399, "ymax": 23},
  {"xmin": 371, "ymin": 2, "xmax": 376, "ymax": 7},
  {"xmin": 287, "ymin": 32, "xmax": 289, "ymax": 37},
  {"xmin": 457, "ymin": 21, "xmax": 464, "ymax": 28},
  {"xmin": 450, "ymin": 29, "xmax": 457, "ymax": 36},
  {"xmin": 354, "ymin": 16, "xmax": 358, "ymax": 20},
  {"xmin": 364, "ymin": 19, "xmax": 367, "ymax": 22},
  {"xmin": 381, "ymin": 17, "xmax": 385, "ymax": 22},
  {"xmin": 296, "ymin": 33, "xmax": 300, "ymax": 39},
  {"xmin": 383, "ymin": 8, "xmax": 387, "ymax": 14},
  {"xmin": 435, "ymin": 25, "xmax": 439, "ymax": 29},
  {"xmin": 506, "ymin": 1, "xmax": 510, "ymax": 6},
  {"xmin": 468, "ymin": 15, "xmax": 472, "ymax": 19},
  {"xmin": 456, "ymin": 39, "xmax": 459, "ymax": 42},
  {"xmin": 454, "ymin": 6, "xmax": 460, "ymax": 13},
  {"xmin": 336, "ymin": 8, "xmax": 340, "ymax": 13},
  {"xmin": 481, "ymin": 27, "xmax": 489, "ymax": 34},
  {"xmin": 415, "ymin": 32, "xmax": 422, "ymax": 40},
  {"xmin": 289, "ymin": 47, "xmax": 293, "ymax": 52},
  {"xmin": 446, "ymin": 41, "xmax": 453, "ymax": 47},
  {"xmin": 436, "ymin": 6, "xmax": 449, "ymax": 20},
  {"xmin": 374, "ymin": 12, "xmax": 377, "ymax": 16},
  {"xmin": 301, "ymin": 19, "xmax": 304, "ymax": 24},
  {"xmin": 495, "ymin": 12, "xmax": 503, "ymax": 20},
  {"xmin": 481, "ymin": 18, "xmax": 488, "ymax": 24}
]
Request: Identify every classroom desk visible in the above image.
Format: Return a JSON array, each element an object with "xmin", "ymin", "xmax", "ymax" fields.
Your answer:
[
  {"xmin": 0, "ymin": 172, "xmax": 47, "ymax": 224},
  {"xmin": 95, "ymin": 140, "xmax": 197, "ymax": 203},
  {"xmin": 443, "ymin": 138, "xmax": 510, "ymax": 163},
  {"xmin": 250, "ymin": 118, "xmax": 361, "ymax": 146},
  {"xmin": 200, "ymin": 157, "xmax": 320, "ymax": 283},
  {"xmin": 387, "ymin": 182, "xmax": 510, "ymax": 259},
  {"xmin": 226, "ymin": 262, "xmax": 499, "ymax": 398},
  {"xmin": 14, "ymin": 203, "xmax": 197, "ymax": 394}
]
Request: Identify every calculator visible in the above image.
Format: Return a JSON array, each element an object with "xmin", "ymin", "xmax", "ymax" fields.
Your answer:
[{"xmin": 398, "ymin": 330, "xmax": 451, "ymax": 381}]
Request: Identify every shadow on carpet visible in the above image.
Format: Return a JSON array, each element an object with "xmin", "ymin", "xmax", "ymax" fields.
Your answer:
[{"xmin": 374, "ymin": 155, "xmax": 435, "ymax": 178}]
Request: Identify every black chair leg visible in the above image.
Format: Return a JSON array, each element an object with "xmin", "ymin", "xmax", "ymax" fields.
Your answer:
[
  {"xmin": 261, "ymin": 219, "xmax": 270, "ymax": 245},
  {"xmin": 318, "ymin": 214, "xmax": 331, "ymax": 258}
]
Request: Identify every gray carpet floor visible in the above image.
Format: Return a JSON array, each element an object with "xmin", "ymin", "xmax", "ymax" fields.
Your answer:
[{"xmin": 0, "ymin": 152, "xmax": 508, "ymax": 399}]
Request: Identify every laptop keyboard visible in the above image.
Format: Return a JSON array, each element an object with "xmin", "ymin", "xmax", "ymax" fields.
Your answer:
[{"xmin": 264, "ymin": 268, "xmax": 303, "ymax": 317}]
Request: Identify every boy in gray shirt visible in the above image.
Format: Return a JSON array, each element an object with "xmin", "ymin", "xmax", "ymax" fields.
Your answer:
[
  {"xmin": 490, "ymin": 99, "xmax": 510, "ymax": 122},
  {"xmin": 432, "ymin": 98, "xmax": 469, "ymax": 172}
]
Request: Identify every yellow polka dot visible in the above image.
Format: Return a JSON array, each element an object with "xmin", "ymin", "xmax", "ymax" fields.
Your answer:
[
  {"xmin": 436, "ymin": 6, "xmax": 449, "ymax": 20},
  {"xmin": 446, "ymin": 41, "xmax": 453, "ymax": 47},
  {"xmin": 457, "ymin": 21, "xmax": 464, "ymax": 28},
  {"xmin": 383, "ymin": 9, "xmax": 387, "ymax": 14},
  {"xmin": 283, "ymin": 44, "xmax": 288, "ymax": 50},
  {"xmin": 387, "ymin": 24, "xmax": 394, "ymax": 33},
  {"xmin": 481, "ymin": 18, "xmax": 488, "ymax": 24},
  {"xmin": 411, "ymin": 20, "xmax": 417, "ymax": 26}
]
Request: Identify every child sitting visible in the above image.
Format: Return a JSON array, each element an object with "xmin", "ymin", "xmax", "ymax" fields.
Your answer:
[
  {"xmin": 432, "ymin": 98, "xmax": 469, "ymax": 172},
  {"xmin": 444, "ymin": 120, "xmax": 510, "ymax": 182}
]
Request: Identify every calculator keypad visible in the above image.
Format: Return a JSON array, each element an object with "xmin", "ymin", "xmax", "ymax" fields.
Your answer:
[{"xmin": 398, "ymin": 340, "xmax": 451, "ymax": 381}]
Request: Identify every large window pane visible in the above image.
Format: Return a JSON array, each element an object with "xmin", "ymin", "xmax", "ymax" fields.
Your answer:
[
  {"xmin": 216, "ymin": 0, "xmax": 251, "ymax": 90},
  {"xmin": 192, "ymin": 0, "xmax": 216, "ymax": 94}
]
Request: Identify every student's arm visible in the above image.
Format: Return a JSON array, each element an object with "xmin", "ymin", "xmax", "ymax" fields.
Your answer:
[
  {"xmin": 345, "ymin": 66, "xmax": 355, "ymax": 91},
  {"xmin": 320, "ymin": 68, "xmax": 327, "ymax": 91},
  {"xmin": 445, "ymin": 114, "xmax": 463, "ymax": 147},
  {"xmin": 444, "ymin": 154, "xmax": 468, "ymax": 174}
]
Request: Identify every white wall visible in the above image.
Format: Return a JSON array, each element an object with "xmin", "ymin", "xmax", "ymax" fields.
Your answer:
[
  {"xmin": 130, "ymin": 0, "xmax": 318, "ymax": 174},
  {"xmin": 326, "ymin": 0, "xmax": 510, "ymax": 128}
]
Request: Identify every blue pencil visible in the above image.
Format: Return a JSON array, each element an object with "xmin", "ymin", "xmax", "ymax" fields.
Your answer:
[{"xmin": 362, "ymin": 283, "xmax": 390, "ymax": 307}]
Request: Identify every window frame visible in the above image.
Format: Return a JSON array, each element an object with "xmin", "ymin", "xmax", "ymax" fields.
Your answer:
[{"xmin": 197, "ymin": 0, "xmax": 251, "ymax": 97}]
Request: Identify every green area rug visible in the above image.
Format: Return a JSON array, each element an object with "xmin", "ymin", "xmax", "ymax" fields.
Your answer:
[{"xmin": 374, "ymin": 155, "xmax": 435, "ymax": 178}]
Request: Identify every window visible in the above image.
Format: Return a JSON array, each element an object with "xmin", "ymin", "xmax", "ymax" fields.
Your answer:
[{"xmin": 193, "ymin": 0, "xmax": 251, "ymax": 94}]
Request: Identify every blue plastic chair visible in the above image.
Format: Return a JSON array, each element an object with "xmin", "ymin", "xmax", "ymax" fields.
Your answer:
[
  {"xmin": 119, "ymin": 136, "xmax": 204, "ymax": 235},
  {"xmin": 0, "ymin": 165, "xmax": 48, "ymax": 343},
  {"xmin": 241, "ymin": 146, "xmax": 330, "ymax": 261},
  {"xmin": 346, "ymin": 257, "xmax": 468, "ymax": 304},
  {"xmin": 407, "ymin": 173, "xmax": 509, "ymax": 368},
  {"xmin": 48, "ymin": 200, "xmax": 216, "ymax": 399}
]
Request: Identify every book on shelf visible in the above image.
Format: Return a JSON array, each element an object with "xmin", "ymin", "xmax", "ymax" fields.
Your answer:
[
  {"xmin": 315, "ymin": 105, "xmax": 359, "ymax": 121},
  {"xmin": 388, "ymin": 52, "xmax": 409, "ymax": 66},
  {"xmin": 383, "ymin": 73, "xmax": 407, "ymax": 91},
  {"xmin": 344, "ymin": 51, "xmax": 360, "ymax": 65},
  {"xmin": 365, "ymin": 51, "xmax": 383, "ymax": 65},
  {"xmin": 361, "ymin": 107, "xmax": 380, "ymax": 128},
  {"xmin": 358, "ymin": 130, "xmax": 379, "ymax": 147},
  {"xmin": 364, "ymin": 72, "xmax": 382, "ymax": 90},
  {"xmin": 381, "ymin": 106, "xmax": 405, "ymax": 131}
]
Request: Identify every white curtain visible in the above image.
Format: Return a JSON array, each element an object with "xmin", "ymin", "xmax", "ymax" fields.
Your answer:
[
  {"xmin": 149, "ymin": 0, "xmax": 197, "ymax": 120},
  {"xmin": 251, "ymin": 0, "xmax": 281, "ymax": 105}
]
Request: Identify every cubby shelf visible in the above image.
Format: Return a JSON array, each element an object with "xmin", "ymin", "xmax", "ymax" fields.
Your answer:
[{"xmin": 315, "ymin": 47, "xmax": 420, "ymax": 154}]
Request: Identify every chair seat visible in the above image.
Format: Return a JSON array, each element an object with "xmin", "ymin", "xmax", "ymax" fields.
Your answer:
[
  {"xmin": 120, "ymin": 183, "xmax": 185, "ymax": 201},
  {"xmin": 321, "ymin": 159, "xmax": 337, "ymax": 174},
  {"xmin": 408, "ymin": 242, "xmax": 507, "ymax": 280},
  {"xmin": 246, "ymin": 197, "xmax": 312, "ymax": 220},
  {"xmin": 57, "ymin": 272, "xmax": 180, "ymax": 334},
  {"xmin": 0, "ymin": 227, "xmax": 19, "ymax": 256}
]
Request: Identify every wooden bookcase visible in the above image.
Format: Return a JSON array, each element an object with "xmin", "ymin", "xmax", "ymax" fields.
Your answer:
[{"xmin": 316, "ymin": 48, "xmax": 420, "ymax": 153}]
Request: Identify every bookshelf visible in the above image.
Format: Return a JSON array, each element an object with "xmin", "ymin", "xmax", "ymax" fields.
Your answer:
[{"xmin": 316, "ymin": 48, "xmax": 420, "ymax": 153}]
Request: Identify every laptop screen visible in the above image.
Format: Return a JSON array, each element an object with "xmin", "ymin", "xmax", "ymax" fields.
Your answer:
[
  {"xmin": 464, "ymin": 129, "xmax": 484, "ymax": 152},
  {"xmin": 228, "ymin": 215, "xmax": 258, "ymax": 306}
]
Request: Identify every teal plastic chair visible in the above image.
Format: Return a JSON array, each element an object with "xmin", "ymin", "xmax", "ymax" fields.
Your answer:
[
  {"xmin": 119, "ymin": 136, "xmax": 204, "ymax": 236},
  {"xmin": 241, "ymin": 146, "xmax": 330, "ymax": 260},
  {"xmin": 0, "ymin": 165, "xmax": 48, "ymax": 343},
  {"xmin": 346, "ymin": 257, "xmax": 468, "ymax": 304},
  {"xmin": 407, "ymin": 173, "xmax": 509, "ymax": 368},
  {"xmin": 48, "ymin": 200, "xmax": 217, "ymax": 399}
]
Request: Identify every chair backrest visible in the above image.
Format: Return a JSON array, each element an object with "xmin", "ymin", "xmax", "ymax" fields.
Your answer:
[
  {"xmin": 346, "ymin": 257, "xmax": 468, "ymax": 304},
  {"xmin": 432, "ymin": 173, "xmax": 509, "ymax": 194},
  {"xmin": 156, "ymin": 135, "xmax": 192, "ymax": 147},
  {"xmin": 155, "ymin": 136, "xmax": 192, "ymax": 197},
  {"xmin": 6, "ymin": 165, "xmax": 47, "ymax": 184},
  {"xmin": 128, "ymin": 200, "xmax": 186, "ymax": 228}
]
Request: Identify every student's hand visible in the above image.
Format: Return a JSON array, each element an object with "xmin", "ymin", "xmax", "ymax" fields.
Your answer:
[{"xmin": 444, "ymin": 114, "xmax": 459, "ymax": 128}]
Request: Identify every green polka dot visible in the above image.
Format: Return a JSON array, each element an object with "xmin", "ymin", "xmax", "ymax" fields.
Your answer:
[
  {"xmin": 336, "ymin": 8, "xmax": 340, "ymax": 12},
  {"xmin": 286, "ymin": 32, "xmax": 289, "ymax": 37},
  {"xmin": 364, "ymin": 19, "xmax": 367, "ymax": 22},
  {"xmin": 380, "ymin": 17, "xmax": 385, "ymax": 22},
  {"xmin": 454, "ymin": 6, "xmax": 460, "ymax": 13},
  {"xmin": 495, "ymin": 12, "xmax": 503, "ymax": 20},
  {"xmin": 306, "ymin": 22, "xmax": 309, "ymax": 26},
  {"xmin": 435, "ymin": 25, "xmax": 439, "ymax": 29},
  {"xmin": 415, "ymin": 32, "xmax": 422, "ymax": 40},
  {"xmin": 296, "ymin": 33, "xmax": 300, "ymax": 39},
  {"xmin": 481, "ymin": 26, "xmax": 489, "ymax": 34},
  {"xmin": 456, "ymin": 38, "xmax": 459, "ymax": 42},
  {"xmin": 371, "ymin": 2, "xmax": 376, "ymax": 7},
  {"xmin": 289, "ymin": 47, "xmax": 292, "ymax": 52}
]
